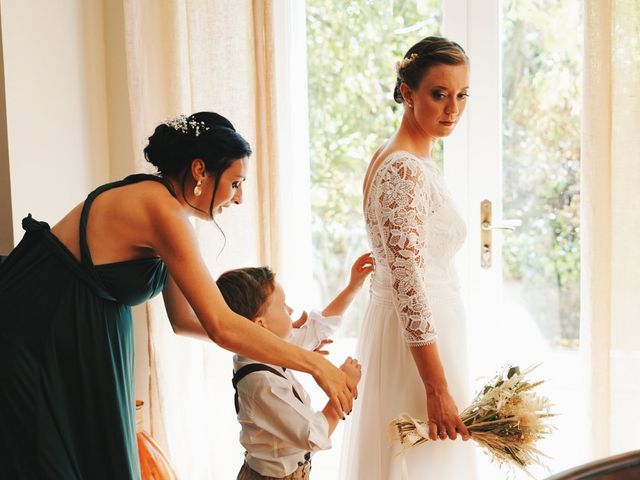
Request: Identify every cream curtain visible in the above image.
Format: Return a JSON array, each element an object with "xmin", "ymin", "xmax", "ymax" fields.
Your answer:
[
  {"xmin": 581, "ymin": 0, "xmax": 640, "ymax": 459},
  {"xmin": 121, "ymin": 1, "xmax": 292, "ymax": 477}
]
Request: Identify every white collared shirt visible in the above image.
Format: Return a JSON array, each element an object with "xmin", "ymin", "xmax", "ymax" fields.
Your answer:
[
  {"xmin": 288, "ymin": 310, "xmax": 341, "ymax": 350},
  {"xmin": 233, "ymin": 311, "xmax": 341, "ymax": 477},
  {"xmin": 233, "ymin": 354, "xmax": 332, "ymax": 477}
]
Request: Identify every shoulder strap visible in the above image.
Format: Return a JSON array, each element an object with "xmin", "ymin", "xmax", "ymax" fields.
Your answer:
[
  {"xmin": 232, "ymin": 363, "xmax": 303, "ymax": 414},
  {"xmin": 79, "ymin": 174, "xmax": 176, "ymax": 268}
]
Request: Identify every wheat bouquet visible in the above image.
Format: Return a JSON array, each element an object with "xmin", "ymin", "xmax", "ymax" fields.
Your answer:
[{"xmin": 390, "ymin": 365, "xmax": 555, "ymax": 477}]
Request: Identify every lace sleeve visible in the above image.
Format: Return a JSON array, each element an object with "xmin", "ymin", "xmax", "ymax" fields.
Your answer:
[{"xmin": 375, "ymin": 155, "xmax": 440, "ymax": 346}]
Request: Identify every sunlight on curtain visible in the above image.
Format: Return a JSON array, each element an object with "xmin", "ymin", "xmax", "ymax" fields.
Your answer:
[
  {"xmin": 122, "ymin": 1, "xmax": 294, "ymax": 477},
  {"xmin": 582, "ymin": 0, "xmax": 640, "ymax": 459}
]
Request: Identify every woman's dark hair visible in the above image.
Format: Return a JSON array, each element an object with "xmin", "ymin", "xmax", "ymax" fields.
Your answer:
[
  {"xmin": 144, "ymin": 111, "xmax": 252, "ymax": 219},
  {"xmin": 393, "ymin": 36, "xmax": 468, "ymax": 104},
  {"xmin": 216, "ymin": 267, "xmax": 276, "ymax": 320}
]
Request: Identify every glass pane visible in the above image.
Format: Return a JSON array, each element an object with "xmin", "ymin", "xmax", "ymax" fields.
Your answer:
[
  {"xmin": 502, "ymin": 0, "xmax": 582, "ymax": 350},
  {"xmin": 306, "ymin": 0, "xmax": 443, "ymax": 338},
  {"xmin": 499, "ymin": 0, "xmax": 586, "ymax": 477}
]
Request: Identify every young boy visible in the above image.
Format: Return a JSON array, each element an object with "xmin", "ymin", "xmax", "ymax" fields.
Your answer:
[{"xmin": 216, "ymin": 253, "xmax": 374, "ymax": 480}]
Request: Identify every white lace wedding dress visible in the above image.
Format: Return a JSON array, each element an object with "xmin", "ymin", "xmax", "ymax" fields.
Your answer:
[{"xmin": 341, "ymin": 151, "xmax": 477, "ymax": 479}]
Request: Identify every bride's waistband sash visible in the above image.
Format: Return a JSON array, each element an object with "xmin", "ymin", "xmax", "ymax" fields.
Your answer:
[{"xmin": 368, "ymin": 271, "xmax": 461, "ymax": 307}]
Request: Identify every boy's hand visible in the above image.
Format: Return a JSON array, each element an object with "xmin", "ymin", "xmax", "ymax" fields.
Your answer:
[
  {"xmin": 348, "ymin": 252, "xmax": 375, "ymax": 290},
  {"xmin": 292, "ymin": 310, "xmax": 308, "ymax": 329},
  {"xmin": 340, "ymin": 356, "xmax": 362, "ymax": 399},
  {"xmin": 322, "ymin": 253, "xmax": 374, "ymax": 318},
  {"xmin": 313, "ymin": 338, "xmax": 334, "ymax": 356}
]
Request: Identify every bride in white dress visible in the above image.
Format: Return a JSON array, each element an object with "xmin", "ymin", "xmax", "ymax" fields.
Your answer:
[{"xmin": 341, "ymin": 37, "xmax": 477, "ymax": 479}]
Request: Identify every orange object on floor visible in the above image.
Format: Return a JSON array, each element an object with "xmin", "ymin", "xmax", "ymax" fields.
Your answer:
[{"xmin": 136, "ymin": 400, "xmax": 177, "ymax": 480}]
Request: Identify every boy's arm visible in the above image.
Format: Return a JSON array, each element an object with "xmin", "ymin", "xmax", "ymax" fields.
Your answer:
[
  {"xmin": 289, "ymin": 310, "xmax": 341, "ymax": 351},
  {"xmin": 321, "ymin": 285, "xmax": 360, "ymax": 317},
  {"xmin": 322, "ymin": 252, "xmax": 375, "ymax": 317},
  {"xmin": 321, "ymin": 404, "xmax": 342, "ymax": 435}
]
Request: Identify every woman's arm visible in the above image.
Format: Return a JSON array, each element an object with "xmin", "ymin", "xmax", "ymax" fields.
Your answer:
[
  {"xmin": 410, "ymin": 343, "xmax": 469, "ymax": 441},
  {"xmin": 146, "ymin": 195, "xmax": 353, "ymax": 417},
  {"xmin": 162, "ymin": 273, "xmax": 209, "ymax": 339}
]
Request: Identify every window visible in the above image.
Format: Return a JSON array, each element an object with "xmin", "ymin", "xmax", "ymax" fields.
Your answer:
[{"xmin": 300, "ymin": 0, "xmax": 584, "ymax": 477}]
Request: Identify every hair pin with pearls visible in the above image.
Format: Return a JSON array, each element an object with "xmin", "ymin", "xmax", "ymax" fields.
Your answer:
[{"xmin": 164, "ymin": 114, "xmax": 210, "ymax": 137}]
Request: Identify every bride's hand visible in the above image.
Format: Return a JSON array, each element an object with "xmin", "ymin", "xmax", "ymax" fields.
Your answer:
[{"xmin": 425, "ymin": 387, "xmax": 470, "ymax": 441}]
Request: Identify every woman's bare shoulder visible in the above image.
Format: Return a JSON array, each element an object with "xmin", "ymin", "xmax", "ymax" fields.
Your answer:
[
  {"xmin": 103, "ymin": 179, "xmax": 182, "ymax": 217},
  {"xmin": 125, "ymin": 180, "xmax": 187, "ymax": 232}
]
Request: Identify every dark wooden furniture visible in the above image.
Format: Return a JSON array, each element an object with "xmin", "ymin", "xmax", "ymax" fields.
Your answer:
[{"xmin": 546, "ymin": 450, "xmax": 640, "ymax": 480}]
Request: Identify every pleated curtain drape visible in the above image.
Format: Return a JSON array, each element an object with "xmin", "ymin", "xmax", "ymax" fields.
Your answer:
[
  {"xmin": 581, "ymin": 0, "xmax": 640, "ymax": 459},
  {"xmin": 121, "ymin": 1, "xmax": 285, "ymax": 477}
]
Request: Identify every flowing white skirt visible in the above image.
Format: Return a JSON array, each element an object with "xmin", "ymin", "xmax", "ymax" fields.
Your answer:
[{"xmin": 340, "ymin": 274, "xmax": 477, "ymax": 480}]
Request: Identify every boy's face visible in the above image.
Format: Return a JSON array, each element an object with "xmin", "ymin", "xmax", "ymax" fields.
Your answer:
[{"xmin": 257, "ymin": 282, "xmax": 293, "ymax": 339}]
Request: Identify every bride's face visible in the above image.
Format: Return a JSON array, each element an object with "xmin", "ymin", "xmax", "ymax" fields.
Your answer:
[{"xmin": 405, "ymin": 63, "xmax": 469, "ymax": 140}]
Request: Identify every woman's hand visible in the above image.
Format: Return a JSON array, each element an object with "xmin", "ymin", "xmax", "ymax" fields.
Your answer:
[
  {"xmin": 425, "ymin": 386, "xmax": 470, "ymax": 441},
  {"xmin": 312, "ymin": 356, "xmax": 354, "ymax": 419}
]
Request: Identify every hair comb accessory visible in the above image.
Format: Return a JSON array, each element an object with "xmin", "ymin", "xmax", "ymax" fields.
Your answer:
[
  {"xmin": 395, "ymin": 53, "xmax": 419, "ymax": 74},
  {"xmin": 164, "ymin": 114, "xmax": 210, "ymax": 137}
]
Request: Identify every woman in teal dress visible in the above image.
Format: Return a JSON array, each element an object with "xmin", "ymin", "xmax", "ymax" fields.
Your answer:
[{"xmin": 0, "ymin": 112, "xmax": 353, "ymax": 479}]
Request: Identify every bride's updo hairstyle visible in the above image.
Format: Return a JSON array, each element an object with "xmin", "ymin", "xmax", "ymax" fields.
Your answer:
[
  {"xmin": 393, "ymin": 36, "xmax": 468, "ymax": 104},
  {"xmin": 144, "ymin": 111, "xmax": 252, "ymax": 218}
]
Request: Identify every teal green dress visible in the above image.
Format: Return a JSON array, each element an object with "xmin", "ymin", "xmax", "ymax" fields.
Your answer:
[{"xmin": 0, "ymin": 174, "xmax": 175, "ymax": 479}]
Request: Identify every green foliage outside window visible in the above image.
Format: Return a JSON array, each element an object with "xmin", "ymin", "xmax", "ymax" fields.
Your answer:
[{"xmin": 502, "ymin": 0, "xmax": 581, "ymax": 347}]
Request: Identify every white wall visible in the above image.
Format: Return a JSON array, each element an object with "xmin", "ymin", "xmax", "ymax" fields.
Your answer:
[
  {"xmin": 0, "ymin": 0, "xmax": 110, "ymax": 239},
  {"xmin": 0, "ymin": 0, "xmax": 151, "ymax": 420}
]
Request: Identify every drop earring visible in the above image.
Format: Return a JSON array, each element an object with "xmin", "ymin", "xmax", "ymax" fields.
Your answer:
[{"xmin": 194, "ymin": 179, "xmax": 203, "ymax": 197}]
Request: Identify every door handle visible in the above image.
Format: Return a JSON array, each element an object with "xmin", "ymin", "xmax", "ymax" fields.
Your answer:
[
  {"xmin": 480, "ymin": 200, "xmax": 520, "ymax": 269},
  {"xmin": 481, "ymin": 219, "xmax": 522, "ymax": 231}
]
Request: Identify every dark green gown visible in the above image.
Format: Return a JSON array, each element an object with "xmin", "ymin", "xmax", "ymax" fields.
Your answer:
[{"xmin": 0, "ymin": 174, "xmax": 175, "ymax": 479}]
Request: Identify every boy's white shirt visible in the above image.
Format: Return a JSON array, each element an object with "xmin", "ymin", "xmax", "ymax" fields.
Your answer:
[
  {"xmin": 288, "ymin": 310, "xmax": 342, "ymax": 350},
  {"xmin": 233, "ymin": 311, "xmax": 341, "ymax": 477}
]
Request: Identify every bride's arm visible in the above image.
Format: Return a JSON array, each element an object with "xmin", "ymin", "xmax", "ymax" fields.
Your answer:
[
  {"xmin": 410, "ymin": 344, "xmax": 469, "ymax": 441},
  {"xmin": 376, "ymin": 155, "xmax": 437, "ymax": 346},
  {"xmin": 375, "ymin": 154, "xmax": 468, "ymax": 441}
]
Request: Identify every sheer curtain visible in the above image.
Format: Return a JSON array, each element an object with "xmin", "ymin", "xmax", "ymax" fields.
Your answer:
[
  {"xmin": 120, "ymin": 1, "xmax": 311, "ymax": 478},
  {"xmin": 582, "ymin": 0, "xmax": 640, "ymax": 459}
]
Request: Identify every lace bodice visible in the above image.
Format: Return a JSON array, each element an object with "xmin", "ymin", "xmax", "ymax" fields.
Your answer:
[{"xmin": 364, "ymin": 151, "xmax": 466, "ymax": 346}]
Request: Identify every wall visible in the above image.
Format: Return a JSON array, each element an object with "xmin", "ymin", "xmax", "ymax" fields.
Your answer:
[
  {"xmin": 0, "ymin": 0, "xmax": 110, "ymax": 239},
  {"xmin": 0, "ymin": 0, "xmax": 150, "ymax": 416}
]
